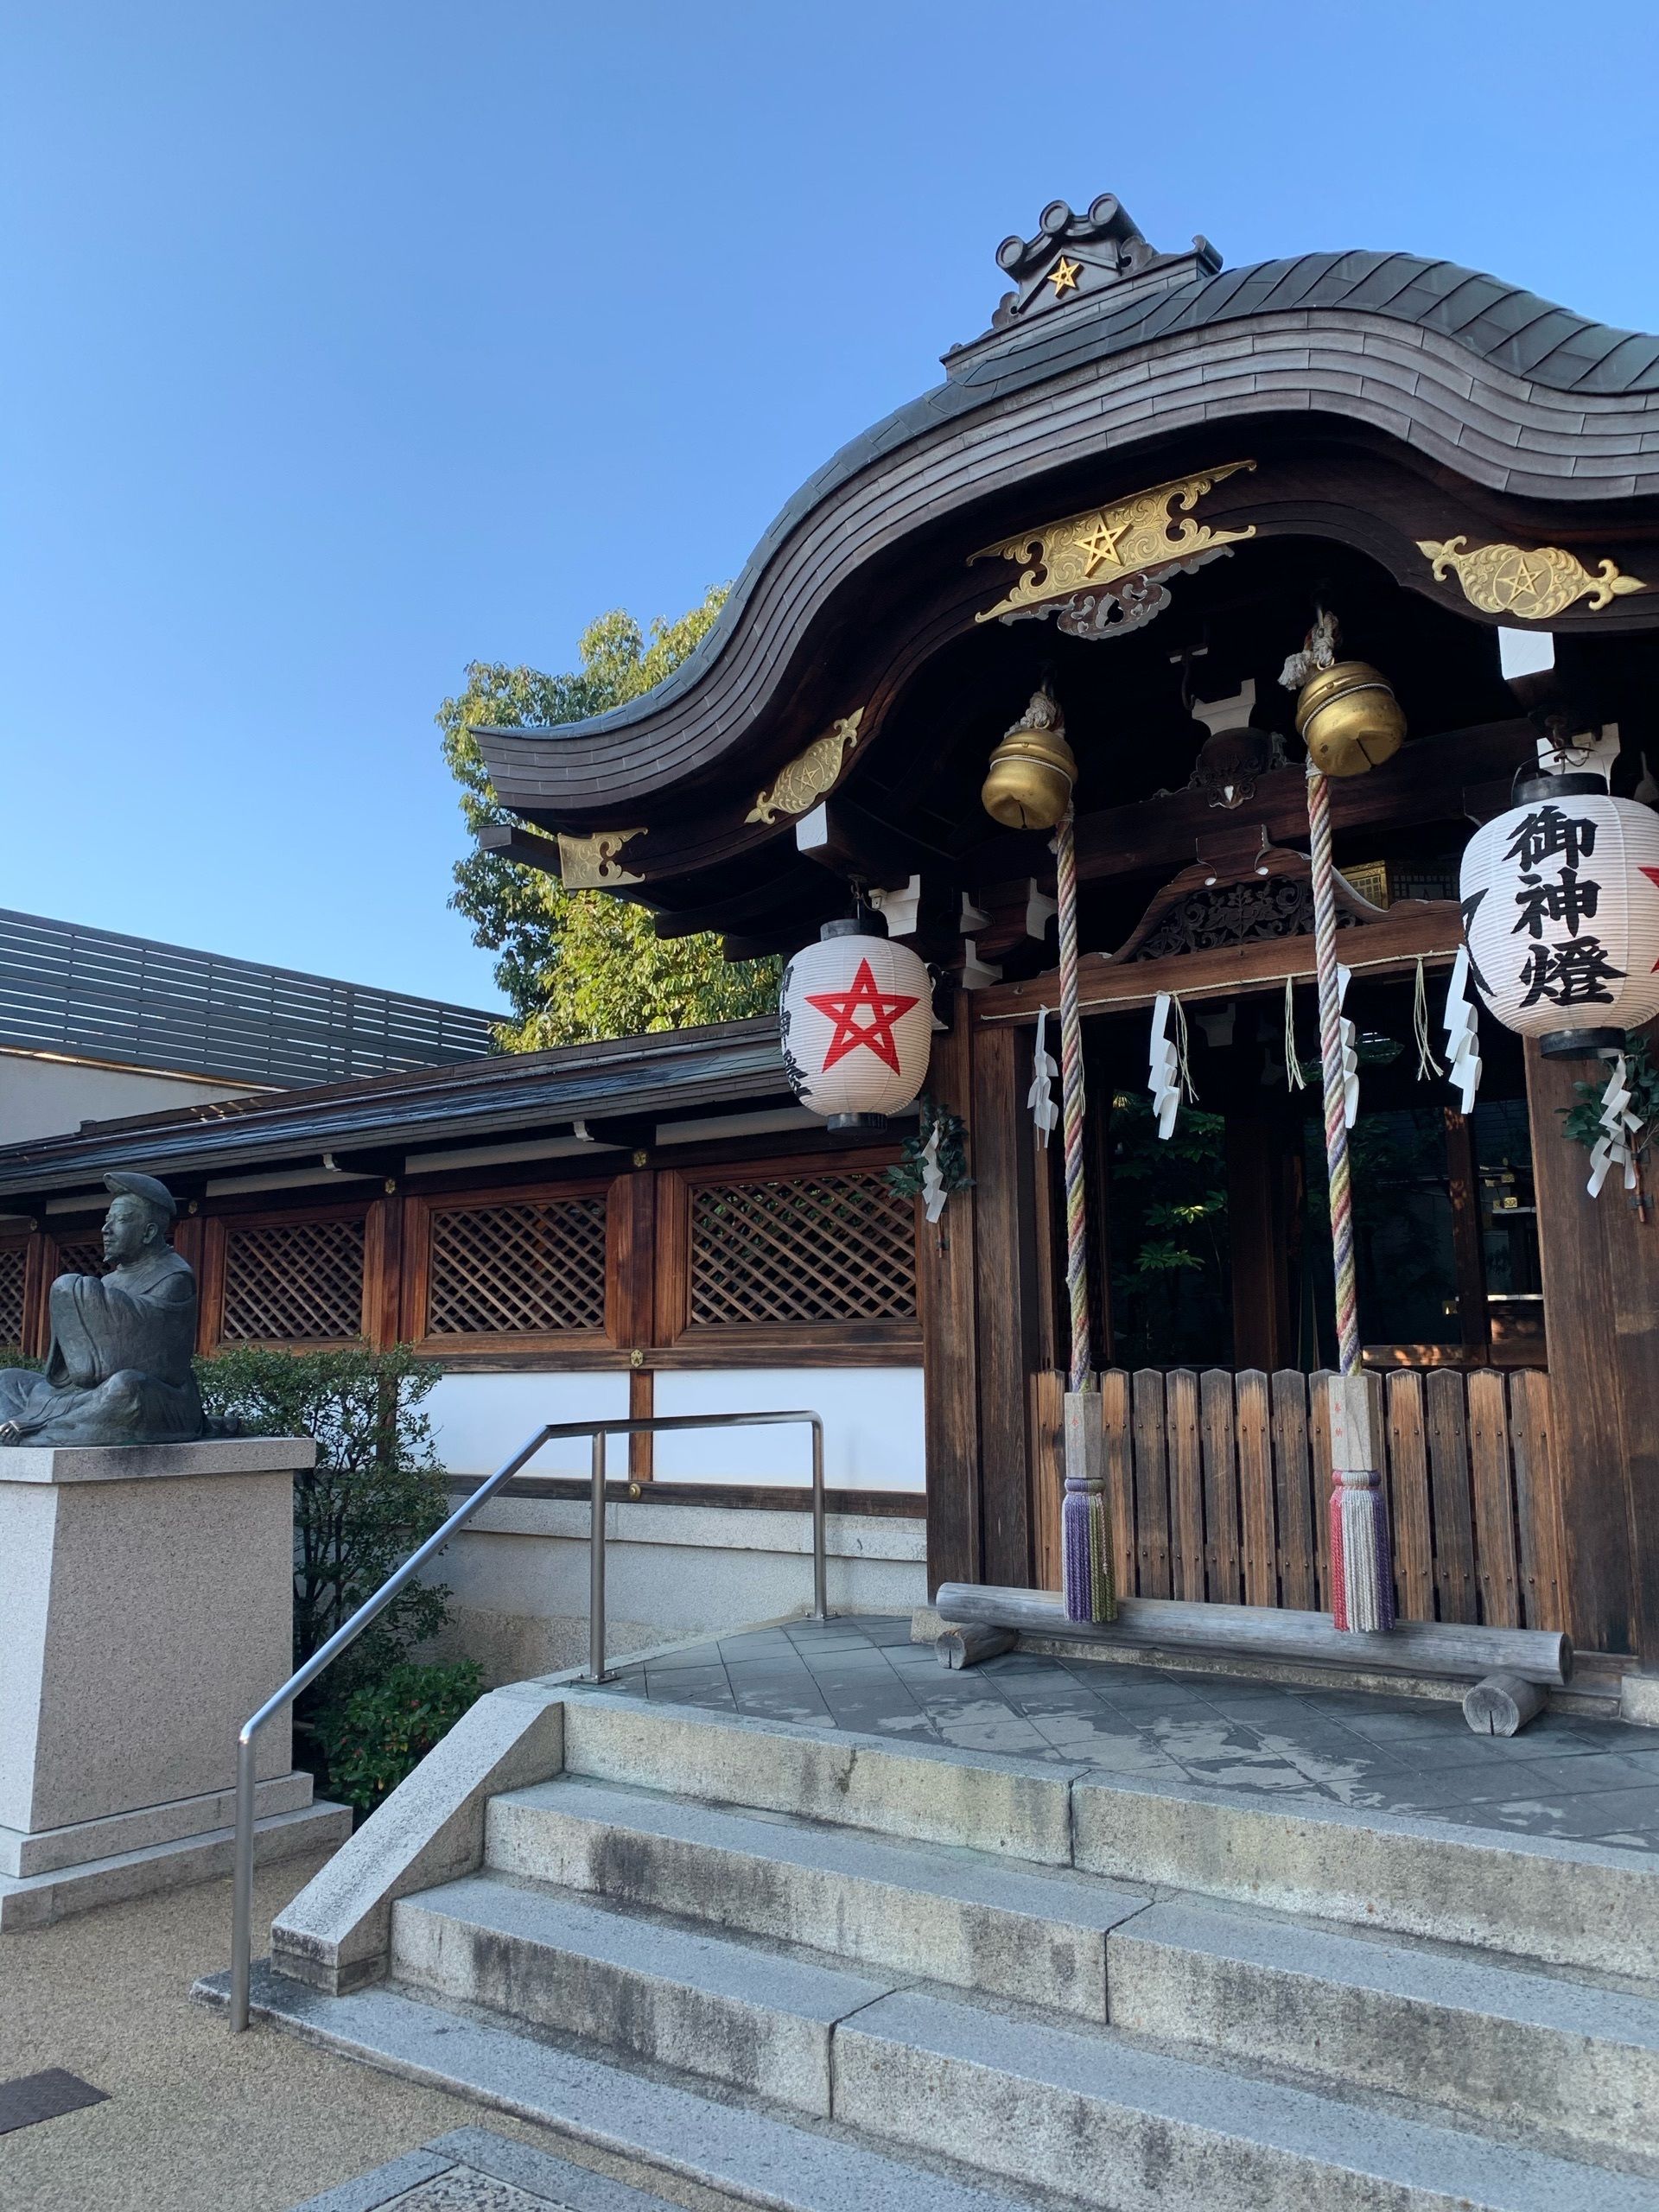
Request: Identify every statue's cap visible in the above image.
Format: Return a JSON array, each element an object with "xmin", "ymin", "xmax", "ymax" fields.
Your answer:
[{"xmin": 105, "ymin": 1170, "xmax": 176, "ymax": 1220}]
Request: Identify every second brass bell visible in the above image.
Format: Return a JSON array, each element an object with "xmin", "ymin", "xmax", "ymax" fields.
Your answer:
[{"xmin": 1294, "ymin": 659, "xmax": 1406, "ymax": 778}]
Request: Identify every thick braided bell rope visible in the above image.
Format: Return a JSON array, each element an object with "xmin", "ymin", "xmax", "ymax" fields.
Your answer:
[
  {"xmin": 1306, "ymin": 763, "xmax": 1360, "ymax": 1376},
  {"xmin": 1307, "ymin": 759, "xmax": 1393, "ymax": 1630},
  {"xmin": 1056, "ymin": 803, "xmax": 1090, "ymax": 1390}
]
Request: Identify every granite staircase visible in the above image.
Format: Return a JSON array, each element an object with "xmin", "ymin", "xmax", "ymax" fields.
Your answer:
[{"xmin": 220, "ymin": 1686, "xmax": 1659, "ymax": 2212}]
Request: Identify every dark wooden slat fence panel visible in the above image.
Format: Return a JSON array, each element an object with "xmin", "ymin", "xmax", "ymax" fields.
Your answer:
[
  {"xmin": 1467, "ymin": 1369, "xmax": 1522, "ymax": 1630},
  {"xmin": 1100, "ymin": 1367, "xmax": 1136, "ymax": 1604},
  {"xmin": 1132, "ymin": 1368, "xmax": 1173, "ymax": 1599},
  {"xmin": 1426, "ymin": 1369, "xmax": 1478, "ymax": 1627},
  {"xmin": 1199, "ymin": 1368, "xmax": 1242, "ymax": 1606},
  {"xmin": 1236, "ymin": 1370, "xmax": 1276, "ymax": 1608},
  {"xmin": 1166, "ymin": 1370, "xmax": 1205, "ymax": 1602},
  {"xmin": 1093, "ymin": 1363, "xmax": 1552, "ymax": 1627},
  {"xmin": 1386, "ymin": 1371, "xmax": 1436, "ymax": 1626},
  {"xmin": 1270, "ymin": 1369, "xmax": 1317, "ymax": 1612},
  {"xmin": 1509, "ymin": 1369, "xmax": 1567, "ymax": 1633},
  {"xmin": 1309, "ymin": 1368, "xmax": 1336, "ymax": 1609}
]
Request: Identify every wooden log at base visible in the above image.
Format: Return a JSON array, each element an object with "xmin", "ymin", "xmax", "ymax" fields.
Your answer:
[
  {"xmin": 936, "ymin": 1624, "xmax": 1018, "ymax": 1671},
  {"xmin": 932, "ymin": 1583, "xmax": 1572, "ymax": 1688},
  {"xmin": 1463, "ymin": 1670, "xmax": 1548, "ymax": 1735}
]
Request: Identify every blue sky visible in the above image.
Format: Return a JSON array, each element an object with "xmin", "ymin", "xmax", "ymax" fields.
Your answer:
[{"xmin": 3, "ymin": 4, "xmax": 1656, "ymax": 1008}]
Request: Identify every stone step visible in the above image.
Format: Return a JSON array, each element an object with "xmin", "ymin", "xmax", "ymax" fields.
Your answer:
[
  {"xmin": 559, "ymin": 1692, "xmax": 1659, "ymax": 1979},
  {"xmin": 834, "ymin": 1986, "xmax": 1659, "ymax": 2212},
  {"xmin": 390, "ymin": 1871, "xmax": 902, "ymax": 2116},
  {"xmin": 196, "ymin": 1964, "xmax": 1050, "ymax": 2212},
  {"xmin": 1071, "ymin": 1766, "xmax": 1659, "ymax": 1980},
  {"xmin": 1109, "ymin": 1897, "xmax": 1659, "ymax": 2164},
  {"xmin": 486, "ymin": 1775, "xmax": 1147, "ymax": 2019},
  {"xmin": 559, "ymin": 1692, "xmax": 1077, "ymax": 1863}
]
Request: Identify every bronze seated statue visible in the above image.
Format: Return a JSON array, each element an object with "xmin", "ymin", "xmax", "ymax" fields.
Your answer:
[{"xmin": 0, "ymin": 1170, "xmax": 207, "ymax": 1448}]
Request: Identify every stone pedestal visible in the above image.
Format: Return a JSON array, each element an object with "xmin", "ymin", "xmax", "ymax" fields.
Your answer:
[{"xmin": 0, "ymin": 1436, "xmax": 351, "ymax": 1925}]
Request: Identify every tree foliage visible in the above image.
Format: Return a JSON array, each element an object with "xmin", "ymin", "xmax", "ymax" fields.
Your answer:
[
  {"xmin": 194, "ymin": 1343, "xmax": 451, "ymax": 1688},
  {"xmin": 439, "ymin": 591, "xmax": 781, "ymax": 1049}
]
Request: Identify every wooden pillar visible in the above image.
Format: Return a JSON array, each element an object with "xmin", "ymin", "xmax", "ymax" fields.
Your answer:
[
  {"xmin": 1444, "ymin": 1109, "xmax": 1492, "ymax": 1359},
  {"xmin": 21, "ymin": 1228, "xmax": 50, "ymax": 1359},
  {"xmin": 363, "ymin": 1185, "xmax": 405, "ymax": 1351},
  {"xmin": 1526, "ymin": 1039, "xmax": 1659, "ymax": 1662},
  {"xmin": 920, "ymin": 1001, "xmax": 981, "ymax": 1594},
  {"xmin": 970, "ymin": 1014, "xmax": 1041, "ymax": 1589},
  {"xmin": 607, "ymin": 1166, "xmax": 658, "ymax": 1484},
  {"xmin": 1226, "ymin": 1118, "xmax": 1294, "ymax": 1370}
]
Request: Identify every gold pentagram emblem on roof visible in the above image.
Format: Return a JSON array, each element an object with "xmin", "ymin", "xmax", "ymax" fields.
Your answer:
[
  {"xmin": 1074, "ymin": 518, "xmax": 1128, "ymax": 576},
  {"xmin": 1045, "ymin": 255, "xmax": 1081, "ymax": 298}
]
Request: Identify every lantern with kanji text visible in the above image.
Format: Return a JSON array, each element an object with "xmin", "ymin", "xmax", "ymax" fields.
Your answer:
[
  {"xmin": 1459, "ymin": 771, "xmax": 1659, "ymax": 1058},
  {"xmin": 779, "ymin": 918, "xmax": 934, "ymax": 1129}
]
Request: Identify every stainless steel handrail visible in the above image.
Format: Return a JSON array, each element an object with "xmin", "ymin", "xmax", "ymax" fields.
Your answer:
[{"xmin": 228, "ymin": 1408, "xmax": 825, "ymax": 2031}]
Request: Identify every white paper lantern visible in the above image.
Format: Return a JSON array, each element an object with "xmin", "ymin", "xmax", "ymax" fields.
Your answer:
[
  {"xmin": 1459, "ymin": 772, "xmax": 1659, "ymax": 1058},
  {"xmin": 779, "ymin": 921, "xmax": 933, "ymax": 1127}
]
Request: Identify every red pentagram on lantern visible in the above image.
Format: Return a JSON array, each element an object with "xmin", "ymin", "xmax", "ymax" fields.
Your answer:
[
  {"xmin": 1643, "ymin": 867, "xmax": 1659, "ymax": 968},
  {"xmin": 804, "ymin": 957, "xmax": 920, "ymax": 1074}
]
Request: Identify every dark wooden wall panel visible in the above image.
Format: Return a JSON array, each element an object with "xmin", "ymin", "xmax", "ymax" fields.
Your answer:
[
  {"xmin": 971, "ymin": 1018, "xmax": 1038, "ymax": 1589},
  {"xmin": 1526, "ymin": 1039, "xmax": 1655, "ymax": 1658},
  {"xmin": 921, "ymin": 1006, "xmax": 980, "ymax": 1593}
]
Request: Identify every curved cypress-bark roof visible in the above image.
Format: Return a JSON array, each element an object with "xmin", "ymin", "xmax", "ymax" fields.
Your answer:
[{"xmin": 477, "ymin": 243, "xmax": 1659, "ymax": 821}]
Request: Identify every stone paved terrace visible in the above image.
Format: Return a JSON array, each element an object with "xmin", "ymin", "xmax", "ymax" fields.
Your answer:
[{"xmin": 589, "ymin": 1613, "xmax": 1659, "ymax": 1854}]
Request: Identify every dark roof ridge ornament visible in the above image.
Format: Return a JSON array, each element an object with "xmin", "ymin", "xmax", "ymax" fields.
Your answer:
[{"xmin": 947, "ymin": 192, "xmax": 1222, "ymax": 365}]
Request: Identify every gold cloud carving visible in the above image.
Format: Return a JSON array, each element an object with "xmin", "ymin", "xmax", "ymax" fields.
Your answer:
[
  {"xmin": 556, "ymin": 827, "xmax": 645, "ymax": 887},
  {"xmin": 970, "ymin": 462, "xmax": 1258, "ymax": 622},
  {"xmin": 1418, "ymin": 536, "xmax": 1647, "ymax": 621},
  {"xmin": 746, "ymin": 709, "xmax": 865, "ymax": 825}
]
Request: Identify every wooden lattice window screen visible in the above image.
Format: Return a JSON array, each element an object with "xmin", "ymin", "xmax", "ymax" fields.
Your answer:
[
  {"xmin": 221, "ymin": 1217, "xmax": 365, "ymax": 1342},
  {"xmin": 52, "ymin": 1238, "xmax": 104, "ymax": 1280},
  {"xmin": 0, "ymin": 1244, "xmax": 25, "ymax": 1350},
  {"xmin": 690, "ymin": 1171, "xmax": 916, "ymax": 1327},
  {"xmin": 426, "ymin": 1196, "xmax": 608, "ymax": 1337}
]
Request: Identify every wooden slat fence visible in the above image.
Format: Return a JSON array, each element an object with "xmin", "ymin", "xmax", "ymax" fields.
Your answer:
[{"xmin": 1044, "ymin": 1367, "xmax": 1566, "ymax": 1631}]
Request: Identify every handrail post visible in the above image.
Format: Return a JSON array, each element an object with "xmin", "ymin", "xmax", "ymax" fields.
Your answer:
[
  {"xmin": 587, "ymin": 1427, "xmax": 611, "ymax": 1684},
  {"xmin": 229, "ymin": 1726, "xmax": 257, "ymax": 2032},
  {"xmin": 810, "ymin": 1414, "xmax": 827, "ymax": 1622}
]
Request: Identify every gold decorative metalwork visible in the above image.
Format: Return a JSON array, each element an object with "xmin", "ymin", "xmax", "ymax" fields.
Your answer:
[
  {"xmin": 1046, "ymin": 255, "xmax": 1081, "ymax": 298},
  {"xmin": 745, "ymin": 709, "xmax": 865, "ymax": 825},
  {"xmin": 1417, "ymin": 536, "xmax": 1647, "ymax": 620},
  {"xmin": 556, "ymin": 827, "xmax": 645, "ymax": 887},
  {"xmin": 971, "ymin": 461, "xmax": 1258, "ymax": 623}
]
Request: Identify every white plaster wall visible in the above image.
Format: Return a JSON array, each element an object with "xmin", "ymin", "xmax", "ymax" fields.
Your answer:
[
  {"xmin": 431, "ymin": 1494, "xmax": 925, "ymax": 1685},
  {"xmin": 425, "ymin": 1371, "xmax": 631, "ymax": 1480},
  {"xmin": 0, "ymin": 1048, "xmax": 267, "ymax": 1146},
  {"xmin": 653, "ymin": 1368, "xmax": 924, "ymax": 1490},
  {"xmin": 420, "ymin": 1365, "xmax": 927, "ymax": 1681}
]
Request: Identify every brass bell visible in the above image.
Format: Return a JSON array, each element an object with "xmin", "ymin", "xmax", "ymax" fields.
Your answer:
[
  {"xmin": 1294, "ymin": 659, "xmax": 1406, "ymax": 778},
  {"xmin": 982, "ymin": 682, "xmax": 1077, "ymax": 830}
]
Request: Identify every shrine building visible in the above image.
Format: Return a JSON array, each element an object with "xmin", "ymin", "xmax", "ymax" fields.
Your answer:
[
  {"xmin": 3, "ymin": 195, "xmax": 1658, "ymax": 1684},
  {"xmin": 471, "ymin": 194, "xmax": 1659, "ymax": 1674}
]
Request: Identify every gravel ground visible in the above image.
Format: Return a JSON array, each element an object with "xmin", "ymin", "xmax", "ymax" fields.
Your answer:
[{"xmin": 0, "ymin": 1852, "xmax": 739, "ymax": 2212}]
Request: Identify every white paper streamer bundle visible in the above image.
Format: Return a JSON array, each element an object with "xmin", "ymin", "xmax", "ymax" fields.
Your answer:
[
  {"xmin": 1148, "ymin": 991, "xmax": 1195, "ymax": 1140},
  {"xmin": 1335, "ymin": 964, "xmax": 1359, "ymax": 1130},
  {"xmin": 1283, "ymin": 977, "xmax": 1306, "ymax": 1091},
  {"xmin": 919, "ymin": 1120, "xmax": 949, "ymax": 1224},
  {"xmin": 1412, "ymin": 956, "xmax": 1444, "ymax": 1083},
  {"xmin": 1587, "ymin": 1053, "xmax": 1643, "ymax": 1199},
  {"xmin": 1028, "ymin": 1006, "xmax": 1059, "ymax": 1147},
  {"xmin": 1442, "ymin": 949, "xmax": 1483, "ymax": 1117}
]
